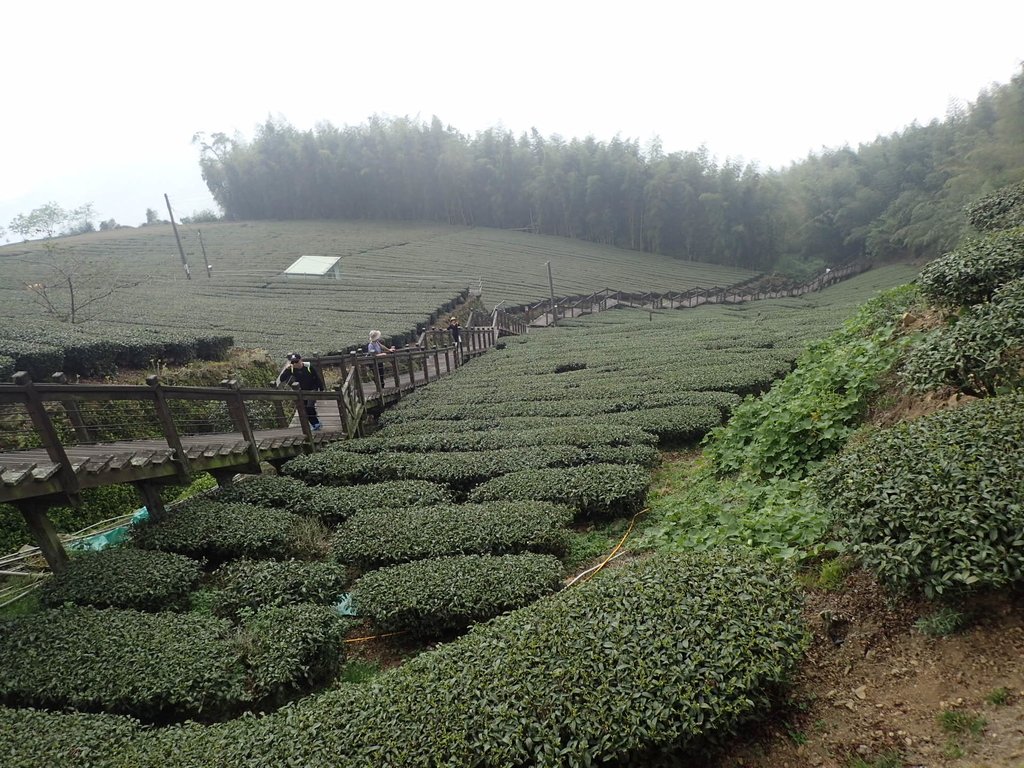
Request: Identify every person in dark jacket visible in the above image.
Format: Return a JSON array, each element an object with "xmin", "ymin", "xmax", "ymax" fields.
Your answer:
[
  {"xmin": 278, "ymin": 353, "xmax": 324, "ymax": 430},
  {"xmin": 446, "ymin": 316, "xmax": 462, "ymax": 346}
]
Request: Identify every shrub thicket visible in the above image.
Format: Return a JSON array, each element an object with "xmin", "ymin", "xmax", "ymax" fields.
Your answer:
[
  {"xmin": 965, "ymin": 179, "xmax": 1024, "ymax": 232},
  {"xmin": 916, "ymin": 227, "xmax": 1024, "ymax": 308},
  {"xmin": 816, "ymin": 392, "xmax": 1024, "ymax": 598},
  {"xmin": 900, "ymin": 277, "xmax": 1024, "ymax": 396}
]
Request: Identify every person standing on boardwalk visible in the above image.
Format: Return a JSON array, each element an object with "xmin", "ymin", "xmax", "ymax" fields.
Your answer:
[
  {"xmin": 368, "ymin": 330, "xmax": 395, "ymax": 390},
  {"xmin": 446, "ymin": 315, "xmax": 462, "ymax": 346},
  {"xmin": 278, "ymin": 353, "xmax": 324, "ymax": 430}
]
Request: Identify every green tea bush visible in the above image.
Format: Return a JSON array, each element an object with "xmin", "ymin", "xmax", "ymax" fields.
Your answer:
[
  {"xmin": 240, "ymin": 604, "xmax": 352, "ymax": 700},
  {"xmin": 130, "ymin": 499, "xmax": 305, "ymax": 565},
  {"xmin": 900, "ymin": 277, "xmax": 1024, "ymax": 396},
  {"xmin": 966, "ymin": 179, "xmax": 1024, "ymax": 232},
  {"xmin": 334, "ymin": 424, "xmax": 659, "ymax": 453},
  {"xmin": 603, "ymin": 404, "xmax": 723, "ymax": 445},
  {"xmin": 352, "ymin": 553, "xmax": 564, "ymax": 636},
  {"xmin": 332, "ymin": 501, "xmax": 573, "ymax": 570},
  {"xmin": 0, "ymin": 551, "xmax": 807, "ymax": 767},
  {"xmin": 39, "ymin": 547, "xmax": 201, "ymax": 612},
  {"xmin": 210, "ymin": 559, "xmax": 350, "ymax": 619},
  {"xmin": 469, "ymin": 463, "xmax": 649, "ymax": 519},
  {"xmin": 916, "ymin": 227, "xmax": 1024, "ymax": 308},
  {"xmin": 215, "ymin": 474, "xmax": 452, "ymax": 523},
  {"xmin": 284, "ymin": 446, "xmax": 593, "ymax": 492},
  {"xmin": 0, "ymin": 606, "xmax": 246, "ymax": 721},
  {"xmin": 0, "ymin": 604, "xmax": 350, "ymax": 723},
  {"xmin": 816, "ymin": 392, "xmax": 1024, "ymax": 598}
]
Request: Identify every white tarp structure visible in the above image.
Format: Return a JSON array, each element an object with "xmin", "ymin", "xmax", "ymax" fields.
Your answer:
[{"xmin": 283, "ymin": 255, "xmax": 342, "ymax": 280}]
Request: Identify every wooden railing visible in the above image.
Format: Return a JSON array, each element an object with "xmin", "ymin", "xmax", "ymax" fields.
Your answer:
[{"xmin": 511, "ymin": 263, "xmax": 869, "ymax": 326}]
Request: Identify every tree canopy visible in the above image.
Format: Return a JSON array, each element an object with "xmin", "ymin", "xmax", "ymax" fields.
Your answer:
[{"xmin": 194, "ymin": 65, "xmax": 1024, "ymax": 273}]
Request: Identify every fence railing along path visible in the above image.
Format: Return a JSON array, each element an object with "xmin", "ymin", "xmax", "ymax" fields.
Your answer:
[
  {"xmin": 0, "ymin": 326, "xmax": 500, "ymax": 573},
  {"xmin": 519, "ymin": 263, "xmax": 868, "ymax": 327}
]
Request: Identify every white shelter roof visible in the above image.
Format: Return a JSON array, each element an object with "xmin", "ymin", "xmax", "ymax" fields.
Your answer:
[{"xmin": 283, "ymin": 255, "xmax": 342, "ymax": 276}]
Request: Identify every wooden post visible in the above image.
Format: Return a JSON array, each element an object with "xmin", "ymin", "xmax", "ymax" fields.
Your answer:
[
  {"xmin": 133, "ymin": 480, "xmax": 168, "ymax": 523},
  {"xmin": 333, "ymin": 383, "xmax": 350, "ymax": 438},
  {"xmin": 220, "ymin": 379, "xmax": 261, "ymax": 465},
  {"xmin": 52, "ymin": 372, "xmax": 92, "ymax": 442},
  {"xmin": 419, "ymin": 348, "xmax": 429, "ymax": 384},
  {"xmin": 432, "ymin": 346, "xmax": 441, "ymax": 382},
  {"xmin": 13, "ymin": 371, "xmax": 80, "ymax": 497},
  {"xmin": 16, "ymin": 500, "xmax": 69, "ymax": 574},
  {"xmin": 351, "ymin": 352, "xmax": 367, "ymax": 404},
  {"xmin": 390, "ymin": 352, "xmax": 401, "ymax": 391},
  {"xmin": 146, "ymin": 375, "xmax": 191, "ymax": 480}
]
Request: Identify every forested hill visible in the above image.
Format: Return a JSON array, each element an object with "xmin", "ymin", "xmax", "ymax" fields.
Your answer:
[{"xmin": 195, "ymin": 67, "xmax": 1024, "ymax": 274}]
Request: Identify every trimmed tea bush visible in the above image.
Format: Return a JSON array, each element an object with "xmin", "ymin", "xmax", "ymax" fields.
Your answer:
[
  {"xmin": 284, "ymin": 446, "xmax": 593, "ymax": 492},
  {"xmin": 332, "ymin": 501, "xmax": 573, "ymax": 570},
  {"xmin": 130, "ymin": 499, "xmax": 305, "ymax": 564},
  {"xmin": 211, "ymin": 559, "xmax": 350, "ymax": 618},
  {"xmin": 0, "ymin": 551, "xmax": 807, "ymax": 766},
  {"xmin": 333, "ymin": 424, "xmax": 659, "ymax": 453},
  {"xmin": 0, "ymin": 605, "xmax": 350, "ymax": 723},
  {"xmin": 0, "ymin": 607, "xmax": 245, "ymax": 721},
  {"xmin": 216, "ymin": 474, "xmax": 452, "ymax": 523},
  {"xmin": 39, "ymin": 547, "xmax": 200, "ymax": 612},
  {"xmin": 816, "ymin": 392, "xmax": 1024, "ymax": 598},
  {"xmin": 241, "ymin": 604, "xmax": 352, "ymax": 700},
  {"xmin": 469, "ymin": 463, "xmax": 649, "ymax": 519},
  {"xmin": 352, "ymin": 553, "xmax": 564, "ymax": 636}
]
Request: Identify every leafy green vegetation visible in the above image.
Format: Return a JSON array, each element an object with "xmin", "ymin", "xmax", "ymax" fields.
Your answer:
[
  {"xmin": 817, "ymin": 392, "xmax": 1024, "ymax": 598},
  {"xmin": 914, "ymin": 606, "xmax": 967, "ymax": 637}
]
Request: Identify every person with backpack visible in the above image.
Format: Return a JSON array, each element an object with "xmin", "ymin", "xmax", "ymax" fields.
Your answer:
[{"xmin": 277, "ymin": 352, "xmax": 324, "ymax": 430}]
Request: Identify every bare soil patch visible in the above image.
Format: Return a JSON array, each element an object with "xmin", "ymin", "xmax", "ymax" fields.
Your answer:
[{"xmin": 713, "ymin": 571, "xmax": 1024, "ymax": 768}]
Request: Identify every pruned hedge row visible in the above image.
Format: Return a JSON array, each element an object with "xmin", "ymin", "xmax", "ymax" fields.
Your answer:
[
  {"xmin": 215, "ymin": 475, "xmax": 452, "ymax": 523},
  {"xmin": 469, "ymin": 463, "xmax": 649, "ymax": 519},
  {"xmin": 283, "ymin": 445, "xmax": 631, "ymax": 492},
  {"xmin": 210, "ymin": 559, "xmax": 350, "ymax": 619},
  {"xmin": 333, "ymin": 424, "xmax": 659, "ymax": 454},
  {"xmin": 39, "ymin": 547, "xmax": 201, "ymax": 612},
  {"xmin": 816, "ymin": 392, "xmax": 1024, "ymax": 598},
  {"xmin": 900, "ymin": 276, "xmax": 1024, "ymax": 396},
  {"xmin": 0, "ymin": 354, "xmax": 13, "ymax": 381},
  {"xmin": 0, "ymin": 322, "xmax": 233, "ymax": 380},
  {"xmin": 0, "ymin": 604, "xmax": 351, "ymax": 723},
  {"xmin": 332, "ymin": 501, "xmax": 574, "ymax": 570},
  {"xmin": 966, "ymin": 179, "xmax": 1024, "ymax": 232},
  {"xmin": 352, "ymin": 553, "xmax": 564, "ymax": 637},
  {"xmin": 916, "ymin": 227, "xmax": 1024, "ymax": 308},
  {"xmin": 380, "ymin": 390, "xmax": 734, "ymax": 424},
  {"xmin": 0, "ymin": 551, "xmax": 808, "ymax": 767},
  {"xmin": 130, "ymin": 500, "xmax": 307, "ymax": 565}
]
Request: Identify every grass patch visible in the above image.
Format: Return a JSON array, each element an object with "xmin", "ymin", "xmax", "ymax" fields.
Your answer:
[{"xmin": 914, "ymin": 606, "xmax": 966, "ymax": 637}]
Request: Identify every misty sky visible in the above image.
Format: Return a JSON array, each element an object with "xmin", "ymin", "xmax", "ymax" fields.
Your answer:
[{"xmin": 1, "ymin": 0, "xmax": 1022, "ymax": 238}]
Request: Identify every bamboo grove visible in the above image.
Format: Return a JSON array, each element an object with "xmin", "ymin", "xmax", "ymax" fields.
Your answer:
[{"xmin": 195, "ymin": 67, "xmax": 1024, "ymax": 273}]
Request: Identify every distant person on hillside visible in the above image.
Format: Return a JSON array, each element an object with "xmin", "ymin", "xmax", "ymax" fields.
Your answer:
[
  {"xmin": 277, "ymin": 353, "xmax": 324, "ymax": 430},
  {"xmin": 446, "ymin": 315, "xmax": 462, "ymax": 346},
  {"xmin": 368, "ymin": 330, "xmax": 395, "ymax": 390}
]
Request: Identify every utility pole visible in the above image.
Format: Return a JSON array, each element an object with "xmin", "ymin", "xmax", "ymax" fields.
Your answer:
[
  {"xmin": 546, "ymin": 261, "xmax": 557, "ymax": 326},
  {"xmin": 198, "ymin": 230, "xmax": 212, "ymax": 278},
  {"xmin": 164, "ymin": 193, "xmax": 191, "ymax": 280}
]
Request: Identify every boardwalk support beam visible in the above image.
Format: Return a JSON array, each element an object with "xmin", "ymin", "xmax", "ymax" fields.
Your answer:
[{"xmin": 15, "ymin": 499, "xmax": 69, "ymax": 574}]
